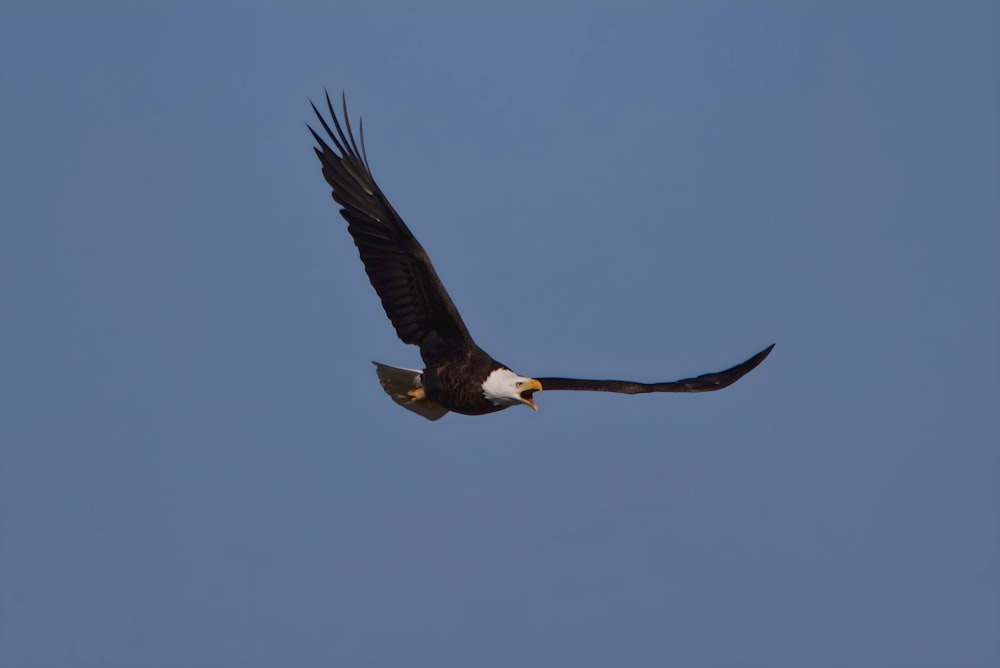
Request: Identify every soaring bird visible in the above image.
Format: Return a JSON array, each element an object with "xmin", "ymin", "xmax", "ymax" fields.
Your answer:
[{"xmin": 308, "ymin": 93, "xmax": 773, "ymax": 420}]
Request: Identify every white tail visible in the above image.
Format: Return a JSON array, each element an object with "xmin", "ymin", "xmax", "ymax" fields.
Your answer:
[{"xmin": 372, "ymin": 362, "xmax": 449, "ymax": 421}]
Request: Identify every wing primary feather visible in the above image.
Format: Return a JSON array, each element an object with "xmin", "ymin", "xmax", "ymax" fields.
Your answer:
[
  {"xmin": 324, "ymin": 92, "xmax": 349, "ymax": 151},
  {"xmin": 308, "ymin": 127, "xmax": 338, "ymax": 162},
  {"xmin": 310, "ymin": 100, "xmax": 349, "ymax": 157},
  {"xmin": 341, "ymin": 92, "xmax": 366, "ymax": 163},
  {"xmin": 537, "ymin": 344, "xmax": 775, "ymax": 394},
  {"xmin": 308, "ymin": 92, "xmax": 477, "ymax": 360}
]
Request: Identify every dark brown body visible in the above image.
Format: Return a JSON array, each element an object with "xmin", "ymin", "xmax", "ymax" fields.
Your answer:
[{"xmin": 422, "ymin": 347, "xmax": 509, "ymax": 415}]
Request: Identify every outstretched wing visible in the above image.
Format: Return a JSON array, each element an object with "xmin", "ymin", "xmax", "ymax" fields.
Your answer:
[
  {"xmin": 308, "ymin": 92, "xmax": 474, "ymax": 361},
  {"xmin": 537, "ymin": 344, "xmax": 774, "ymax": 394}
]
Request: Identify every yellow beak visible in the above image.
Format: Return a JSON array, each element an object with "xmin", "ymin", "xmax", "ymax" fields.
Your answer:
[{"xmin": 520, "ymin": 379, "xmax": 543, "ymax": 411}]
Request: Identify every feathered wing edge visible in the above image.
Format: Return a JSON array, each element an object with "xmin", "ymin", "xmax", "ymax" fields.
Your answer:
[
  {"xmin": 537, "ymin": 344, "xmax": 775, "ymax": 394},
  {"xmin": 307, "ymin": 92, "xmax": 474, "ymax": 359}
]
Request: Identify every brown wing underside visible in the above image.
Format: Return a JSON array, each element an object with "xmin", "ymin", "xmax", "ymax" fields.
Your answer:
[
  {"xmin": 537, "ymin": 344, "xmax": 774, "ymax": 394},
  {"xmin": 308, "ymin": 92, "xmax": 473, "ymax": 361}
]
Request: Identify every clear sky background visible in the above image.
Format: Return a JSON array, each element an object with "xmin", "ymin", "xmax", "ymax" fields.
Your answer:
[{"xmin": 1, "ymin": 2, "xmax": 998, "ymax": 667}]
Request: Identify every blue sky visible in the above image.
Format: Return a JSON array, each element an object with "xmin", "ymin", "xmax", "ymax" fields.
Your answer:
[{"xmin": 1, "ymin": 2, "xmax": 997, "ymax": 666}]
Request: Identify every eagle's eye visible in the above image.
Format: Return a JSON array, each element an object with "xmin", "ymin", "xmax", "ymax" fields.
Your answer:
[{"xmin": 515, "ymin": 381, "xmax": 523, "ymax": 388}]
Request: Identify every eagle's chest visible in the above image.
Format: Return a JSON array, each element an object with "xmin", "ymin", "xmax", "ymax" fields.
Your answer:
[{"xmin": 425, "ymin": 361, "xmax": 505, "ymax": 416}]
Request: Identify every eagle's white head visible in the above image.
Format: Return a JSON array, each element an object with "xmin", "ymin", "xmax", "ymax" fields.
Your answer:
[{"xmin": 482, "ymin": 367, "xmax": 543, "ymax": 411}]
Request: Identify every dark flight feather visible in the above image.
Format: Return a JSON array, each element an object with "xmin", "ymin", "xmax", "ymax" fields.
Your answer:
[
  {"xmin": 538, "ymin": 344, "xmax": 774, "ymax": 394},
  {"xmin": 308, "ymin": 92, "xmax": 473, "ymax": 363}
]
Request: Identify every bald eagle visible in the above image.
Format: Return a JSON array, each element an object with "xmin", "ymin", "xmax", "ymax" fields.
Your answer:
[{"xmin": 308, "ymin": 93, "xmax": 773, "ymax": 420}]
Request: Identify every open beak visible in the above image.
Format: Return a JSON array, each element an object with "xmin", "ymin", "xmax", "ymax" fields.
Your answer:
[{"xmin": 520, "ymin": 379, "xmax": 543, "ymax": 411}]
